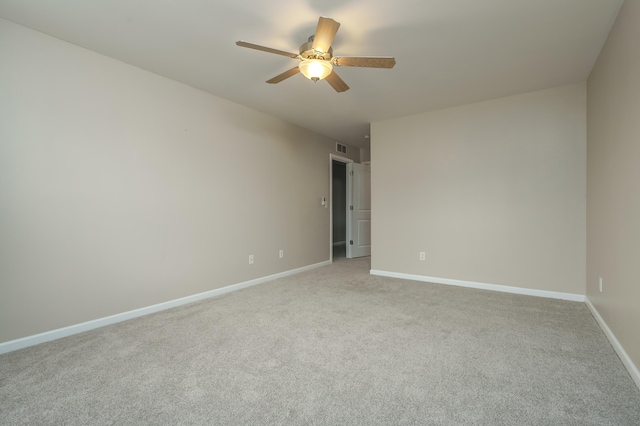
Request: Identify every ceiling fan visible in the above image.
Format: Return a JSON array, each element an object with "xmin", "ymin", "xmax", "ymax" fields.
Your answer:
[{"xmin": 236, "ymin": 17, "xmax": 396, "ymax": 93}]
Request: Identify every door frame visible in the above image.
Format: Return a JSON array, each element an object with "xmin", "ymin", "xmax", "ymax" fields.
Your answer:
[{"xmin": 329, "ymin": 154, "xmax": 353, "ymax": 262}]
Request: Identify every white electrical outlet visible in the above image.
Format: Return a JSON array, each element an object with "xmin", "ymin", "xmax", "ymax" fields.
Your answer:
[
  {"xmin": 279, "ymin": 249, "xmax": 284, "ymax": 259},
  {"xmin": 599, "ymin": 276, "xmax": 603, "ymax": 292},
  {"xmin": 419, "ymin": 251, "xmax": 426, "ymax": 261},
  {"xmin": 249, "ymin": 255, "xmax": 254, "ymax": 265}
]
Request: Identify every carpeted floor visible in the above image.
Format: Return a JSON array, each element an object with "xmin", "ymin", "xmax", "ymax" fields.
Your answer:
[{"xmin": 1, "ymin": 257, "xmax": 639, "ymax": 425}]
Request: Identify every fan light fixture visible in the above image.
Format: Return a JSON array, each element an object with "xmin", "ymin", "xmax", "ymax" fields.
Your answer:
[
  {"xmin": 298, "ymin": 59, "xmax": 333, "ymax": 82},
  {"xmin": 236, "ymin": 16, "xmax": 396, "ymax": 92}
]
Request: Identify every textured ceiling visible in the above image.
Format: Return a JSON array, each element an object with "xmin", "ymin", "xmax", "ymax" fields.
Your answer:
[{"xmin": 0, "ymin": 0, "xmax": 623, "ymax": 148}]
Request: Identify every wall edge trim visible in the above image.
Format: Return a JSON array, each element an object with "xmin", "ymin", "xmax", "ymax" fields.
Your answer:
[
  {"xmin": 369, "ymin": 269, "xmax": 586, "ymax": 302},
  {"xmin": 585, "ymin": 297, "xmax": 640, "ymax": 390},
  {"xmin": 0, "ymin": 260, "xmax": 331, "ymax": 355}
]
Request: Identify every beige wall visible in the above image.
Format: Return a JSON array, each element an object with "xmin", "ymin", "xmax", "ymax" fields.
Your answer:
[
  {"xmin": 371, "ymin": 83, "xmax": 586, "ymax": 294},
  {"xmin": 360, "ymin": 147, "xmax": 371, "ymax": 163},
  {"xmin": 0, "ymin": 18, "xmax": 358, "ymax": 343},
  {"xmin": 587, "ymin": 0, "xmax": 640, "ymax": 370}
]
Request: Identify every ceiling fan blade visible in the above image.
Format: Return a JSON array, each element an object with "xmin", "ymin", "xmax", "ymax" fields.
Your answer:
[
  {"xmin": 266, "ymin": 67, "xmax": 301, "ymax": 84},
  {"xmin": 325, "ymin": 71, "xmax": 349, "ymax": 93},
  {"xmin": 333, "ymin": 56, "xmax": 396, "ymax": 68},
  {"xmin": 236, "ymin": 41, "xmax": 298, "ymax": 58},
  {"xmin": 312, "ymin": 17, "xmax": 340, "ymax": 53}
]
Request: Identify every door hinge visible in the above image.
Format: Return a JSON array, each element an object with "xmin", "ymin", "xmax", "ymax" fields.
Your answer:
[
  {"xmin": 350, "ymin": 171, "xmax": 354, "ymax": 176},
  {"xmin": 350, "ymin": 240, "xmax": 353, "ymax": 245},
  {"xmin": 349, "ymin": 205, "xmax": 353, "ymax": 210}
]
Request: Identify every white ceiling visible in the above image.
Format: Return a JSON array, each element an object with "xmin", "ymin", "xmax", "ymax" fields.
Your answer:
[{"xmin": 0, "ymin": 0, "xmax": 623, "ymax": 148}]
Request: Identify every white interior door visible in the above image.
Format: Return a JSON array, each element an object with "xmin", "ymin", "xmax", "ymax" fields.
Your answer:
[{"xmin": 346, "ymin": 163, "xmax": 371, "ymax": 258}]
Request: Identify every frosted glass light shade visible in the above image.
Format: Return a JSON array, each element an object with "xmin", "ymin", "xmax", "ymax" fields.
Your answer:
[{"xmin": 298, "ymin": 59, "xmax": 333, "ymax": 81}]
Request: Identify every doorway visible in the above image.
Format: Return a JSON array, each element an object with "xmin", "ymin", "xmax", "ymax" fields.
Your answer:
[
  {"xmin": 332, "ymin": 160, "xmax": 347, "ymax": 259},
  {"xmin": 330, "ymin": 154, "xmax": 352, "ymax": 261}
]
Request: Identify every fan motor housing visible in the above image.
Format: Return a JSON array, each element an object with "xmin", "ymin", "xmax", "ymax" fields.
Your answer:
[{"xmin": 299, "ymin": 40, "xmax": 333, "ymax": 60}]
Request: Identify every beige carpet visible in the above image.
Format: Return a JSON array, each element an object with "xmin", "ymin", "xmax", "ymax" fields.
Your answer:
[{"xmin": 1, "ymin": 257, "xmax": 639, "ymax": 425}]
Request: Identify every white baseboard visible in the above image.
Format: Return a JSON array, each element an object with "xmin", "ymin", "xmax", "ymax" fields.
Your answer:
[
  {"xmin": 369, "ymin": 269, "xmax": 585, "ymax": 302},
  {"xmin": 0, "ymin": 260, "xmax": 331, "ymax": 355},
  {"xmin": 585, "ymin": 297, "xmax": 640, "ymax": 390}
]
